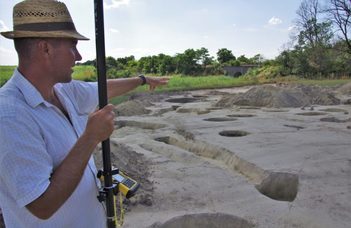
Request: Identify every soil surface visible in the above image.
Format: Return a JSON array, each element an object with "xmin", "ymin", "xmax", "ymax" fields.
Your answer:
[
  {"xmin": 1, "ymin": 83, "xmax": 351, "ymax": 228},
  {"xmin": 99, "ymin": 83, "xmax": 351, "ymax": 228}
]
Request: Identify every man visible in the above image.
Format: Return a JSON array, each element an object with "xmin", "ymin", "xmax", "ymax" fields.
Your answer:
[{"xmin": 0, "ymin": 0, "xmax": 168, "ymax": 227}]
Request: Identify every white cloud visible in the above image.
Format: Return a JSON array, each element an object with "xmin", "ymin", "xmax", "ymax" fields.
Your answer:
[
  {"xmin": 109, "ymin": 28, "xmax": 120, "ymax": 33},
  {"xmin": 104, "ymin": 0, "xmax": 130, "ymax": 10},
  {"xmin": 288, "ymin": 25, "xmax": 296, "ymax": 31},
  {"xmin": 268, "ymin": 17, "xmax": 283, "ymax": 26},
  {"xmin": 0, "ymin": 20, "xmax": 9, "ymax": 32}
]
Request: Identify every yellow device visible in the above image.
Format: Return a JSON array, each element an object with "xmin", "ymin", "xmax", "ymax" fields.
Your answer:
[{"xmin": 112, "ymin": 172, "xmax": 140, "ymax": 199}]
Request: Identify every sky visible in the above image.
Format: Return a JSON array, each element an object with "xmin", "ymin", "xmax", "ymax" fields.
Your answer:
[{"xmin": 0, "ymin": 0, "xmax": 303, "ymax": 65}]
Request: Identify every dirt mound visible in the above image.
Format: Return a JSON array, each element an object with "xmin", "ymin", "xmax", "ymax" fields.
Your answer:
[
  {"xmin": 114, "ymin": 100, "xmax": 151, "ymax": 116},
  {"xmin": 94, "ymin": 141, "xmax": 154, "ymax": 209},
  {"xmin": 336, "ymin": 82, "xmax": 351, "ymax": 95},
  {"xmin": 149, "ymin": 213, "xmax": 254, "ymax": 228},
  {"xmin": 216, "ymin": 84, "xmax": 340, "ymax": 108}
]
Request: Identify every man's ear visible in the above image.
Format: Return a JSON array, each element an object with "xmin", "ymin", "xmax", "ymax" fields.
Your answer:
[{"xmin": 37, "ymin": 39, "xmax": 51, "ymax": 57}]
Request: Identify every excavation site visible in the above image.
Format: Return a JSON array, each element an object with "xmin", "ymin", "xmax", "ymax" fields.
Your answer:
[{"xmin": 93, "ymin": 83, "xmax": 351, "ymax": 228}]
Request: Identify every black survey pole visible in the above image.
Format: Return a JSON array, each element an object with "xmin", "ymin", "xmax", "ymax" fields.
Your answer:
[{"xmin": 94, "ymin": 0, "xmax": 116, "ymax": 227}]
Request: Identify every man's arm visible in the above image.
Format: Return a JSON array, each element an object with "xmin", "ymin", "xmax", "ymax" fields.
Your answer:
[
  {"xmin": 26, "ymin": 75, "xmax": 168, "ymax": 219},
  {"xmin": 26, "ymin": 104, "xmax": 115, "ymax": 219},
  {"xmin": 107, "ymin": 76, "xmax": 169, "ymax": 99}
]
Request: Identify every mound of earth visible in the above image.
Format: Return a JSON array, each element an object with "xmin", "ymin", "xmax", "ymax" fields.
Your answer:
[
  {"xmin": 149, "ymin": 213, "xmax": 254, "ymax": 228},
  {"xmin": 336, "ymin": 82, "xmax": 351, "ymax": 95},
  {"xmin": 114, "ymin": 100, "xmax": 151, "ymax": 116},
  {"xmin": 94, "ymin": 141, "xmax": 154, "ymax": 209},
  {"xmin": 215, "ymin": 84, "xmax": 340, "ymax": 108}
]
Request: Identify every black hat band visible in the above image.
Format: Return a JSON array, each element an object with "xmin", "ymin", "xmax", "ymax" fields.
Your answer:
[{"xmin": 14, "ymin": 22, "xmax": 76, "ymax": 32}]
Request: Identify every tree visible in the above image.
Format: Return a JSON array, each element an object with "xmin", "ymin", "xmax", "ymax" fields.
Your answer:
[
  {"xmin": 237, "ymin": 55, "xmax": 250, "ymax": 65},
  {"xmin": 116, "ymin": 55, "xmax": 135, "ymax": 67},
  {"xmin": 138, "ymin": 56, "xmax": 158, "ymax": 74},
  {"xmin": 290, "ymin": 0, "xmax": 334, "ymax": 76},
  {"xmin": 175, "ymin": 49, "xmax": 201, "ymax": 75},
  {"xmin": 157, "ymin": 54, "xmax": 175, "ymax": 75},
  {"xmin": 216, "ymin": 48, "xmax": 236, "ymax": 64},
  {"xmin": 106, "ymin": 56, "xmax": 117, "ymax": 71},
  {"xmin": 295, "ymin": 0, "xmax": 333, "ymax": 48},
  {"xmin": 324, "ymin": 0, "xmax": 351, "ymax": 53},
  {"xmin": 80, "ymin": 59, "xmax": 96, "ymax": 66},
  {"xmin": 276, "ymin": 50, "xmax": 294, "ymax": 75},
  {"xmin": 250, "ymin": 54, "xmax": 265, "ymax": 65},
  {"xmin": 196, "ymin": 47, "xmax": 213, "ymax": 68}
]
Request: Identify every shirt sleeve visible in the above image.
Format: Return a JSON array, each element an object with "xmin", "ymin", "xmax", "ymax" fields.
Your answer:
[
  {"xmin": 0, "ymin": 112, "xmax": 52, "ymax": 208},
  {"xmin": 61, "ymin": 80, "xmax": 99, "ymax": 115}
]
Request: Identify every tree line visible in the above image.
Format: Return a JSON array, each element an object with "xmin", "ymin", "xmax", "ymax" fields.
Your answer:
[
  {"xmin": 79, "ymin": 47, "xmax": 263, "ymax": 78},
  {"xmin": 80, "ymin": 0, "xmax": 351, "ymax": 80}
]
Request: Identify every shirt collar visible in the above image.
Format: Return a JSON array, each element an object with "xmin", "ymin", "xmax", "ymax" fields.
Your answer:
[{"xmin": 12, "ymin": 69, "xmax": 46, "ymax": 108}]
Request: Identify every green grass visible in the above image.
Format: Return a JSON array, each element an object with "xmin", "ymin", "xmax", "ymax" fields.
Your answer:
[
  {"xmin": 0, "ymin": 65, "xmax": 97, "ymax": 86},
  {"xmin": 163, "ymin": 75, "xmax": 256, "ymax": 91},
  {"xmin": 0, "ymin": 66, "xmax": 16, "ymax": 86},
  {"xmin": 108, "ymin": 75, "xmax": 258, "ymax": 104},
  {"xmin": 72, "ymin": 65, "xmax": 96, "ymax": 81},
  {"xmin": 119, "ymin": 75, "xmax": 257, "ymax": 94},
  {"xmin": 296, "ymin": 78, "xmax": 351, "ymax": 87},
  {"xmin": 2, "ymin": 65, "xmax": 351, "ymax": 105}
]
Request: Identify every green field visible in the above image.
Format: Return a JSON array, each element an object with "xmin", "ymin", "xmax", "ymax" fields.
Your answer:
[
  {"xmin": 1, "ymin": 65, "xmax": 351, "ymax": 104},
  {"xmin": 71, "ymin": 65, "xmax": 97, "ymax": 81},
  {"xmin": 0, "ymin": 65, "xmax": 258, "ymax": 90},
  {"xmin": 0, "ymin": 65, "xmax": 97, "ymax": 86},
  {"xmin": 0, "ymin": 66, "xmax": 16, "ymax": 86}
]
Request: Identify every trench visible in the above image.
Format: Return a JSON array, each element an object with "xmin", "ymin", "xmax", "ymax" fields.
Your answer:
[
  {"xmin": 219, "ymin": 130, "xmax": 250, "ymax": 137},
  {"xmin": 227, "ymin": 114, "xmax": 256, "ymax": 118},
  {"xmin": 154, "ymin": 135, "xmax": 298, "ymax": 202},
  {"xmin": 115, "ymin": 120, "xmax": 167, "ymax": 130},
  {"xmin": 166, "ymin": 97, "xmax": 199, "ymax": 103},
  {"xmin": 295, "ymin": 111, "xmax": 327, "ymax": 116},
  {"xmin": 319, "ymin": 108, "xmax": 348, "ymax": 113},
  {"xmin": 283, "ymin": 124, "xmax": 305, "ymax": 130},
  {"xmin": 319, "ymin": 117, "xmax": 351, "ymax": 123},
  {"xmin": 203, "ymin": 117, "xmax": 237, "ymax": 122}
]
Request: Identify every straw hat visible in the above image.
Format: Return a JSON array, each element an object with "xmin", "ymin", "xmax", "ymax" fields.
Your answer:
[{"xmin": 1, "ymin": 0, "xmax": 89, "ymax": 40}]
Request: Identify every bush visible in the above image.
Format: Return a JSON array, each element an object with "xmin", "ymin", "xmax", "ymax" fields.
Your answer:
[
  {"xmin": 72, "ymin": 65, "xmax": 96, "ymax": 81},
  {"xmin": 107, "ymin": 69, "xmax": 133, "ymax": 79}
]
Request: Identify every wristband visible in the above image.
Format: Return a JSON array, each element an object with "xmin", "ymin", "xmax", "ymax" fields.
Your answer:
[{"xmin": 138, "ymin": 74, "xmax": 146, "ymax": 85}]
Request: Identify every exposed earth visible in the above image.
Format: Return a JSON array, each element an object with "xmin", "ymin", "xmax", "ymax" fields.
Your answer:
[
  {"xmin": 1, "ymin": 83, "xmax": 350, "ymax": 227},
  {"xmin": 95, "ymin": 83, "xmax": 351, "ymax": 228}
]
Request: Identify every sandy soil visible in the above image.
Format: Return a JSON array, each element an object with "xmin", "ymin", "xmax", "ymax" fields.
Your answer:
[{"xmin": 93, "ymin": 83, "xmax": 351, "ymax": 228}]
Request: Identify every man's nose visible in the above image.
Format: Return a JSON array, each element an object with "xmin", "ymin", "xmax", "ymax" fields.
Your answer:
[{"xmin": 75, "ymin": 50, "xmax": 82, "ymax": 61}]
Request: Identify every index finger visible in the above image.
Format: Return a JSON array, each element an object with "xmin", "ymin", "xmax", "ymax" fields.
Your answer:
[{"xmin": 102, "ymin": 104, "xmax": 115, "ymax": 112}]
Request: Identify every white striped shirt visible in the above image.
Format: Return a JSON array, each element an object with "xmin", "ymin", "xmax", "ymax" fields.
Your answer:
[{"xmin": 0, "ymin": 69, "xmax": 106, "ymax": 228}]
